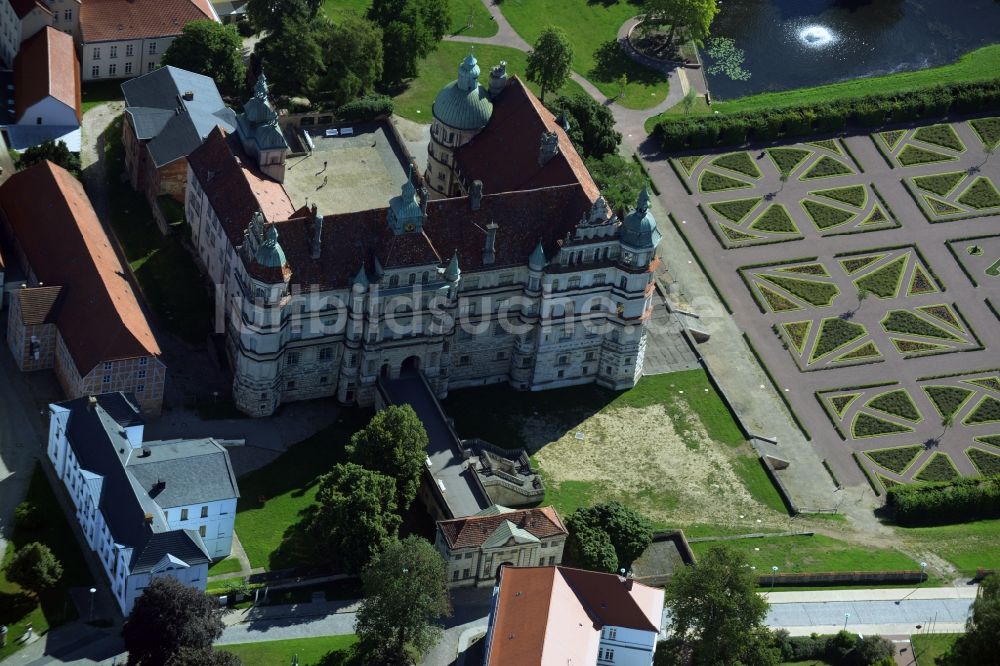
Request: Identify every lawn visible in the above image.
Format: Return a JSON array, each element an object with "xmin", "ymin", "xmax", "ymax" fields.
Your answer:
[
  {"xmin": 645, "ymin": 43, "xmax": 1000, "ymax": 131},
  {"xmin": 321, "ymin": 0, "xmax": 497, "ymax": 37},
  {"xmin": 207, "ymin": 557, "xmax": 243, "ymax": 576},
  {"xmin": 101, "ymin": 116, "xmax": 212, "ymax": 344},
  {"xmin": 0, "ymin": 465, "xmax": 92, "ymax": 662},
  {"xmin": 220, "ymin": 635, "xmax": 358, "ymax": 665},
  {"xmin": 498, "ymin": 0, "xmax": 669, "ymax": 109},
  {"xmin": 233, "ymin": 409, "xmax": 372, "ymax": 570},
  {"xmin": 388, "ymin": 41, "xmax": 587, "ymax": 122},
  {"xmin": 911, "ymin": 633, "xmax": 960, "ymax": 665},
  {"xmin": 898, "ymin": 518, "xmax": 1000, "ymax": 576},
  {"xmin": 82, "ymin": 80, "xmax": 124, "ymax": 114},
  {"xmin": 689, "ymin": 533, "xmax": 921, "ymax": 574}
]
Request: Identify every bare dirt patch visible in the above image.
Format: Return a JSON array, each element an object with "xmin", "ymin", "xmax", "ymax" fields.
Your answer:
[{"xmin": 529, "ymin": 404, "xmax": 785, "ymax": 529}]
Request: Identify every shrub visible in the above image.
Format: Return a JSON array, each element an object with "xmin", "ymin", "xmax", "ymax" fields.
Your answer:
[
  {"xmin": 808, "ymin": 139, "xmax": 842, "ymax": 154},
  {"xmin": 337, "ymin": 94, "xmax": 393, "ymax": 121},
  {"xmin": 757, "ymin": 284, "xmax": 801, "ymax": 312},
  {"xmin": 699, "ymin": 169, "xmax": 751, "ymax": 193},
  {"xmin": 812, "ymin": 185, "xmax": 867, "ymax": 207},
  {"xmin": 888, "ymin": 475, "xmax": 1000, "ymax": 525},
  {"xmin": 710, "ymin": 197, "xmax": 761, "ymax": 223},
  {"xmin": 866, "ymin": 389, "xmax": 920, "ymax": 421},
  {"xmin": 978, "ymin": 435, "xmax": 1000, "ymax": 448},
  {"xmin": 783, "ymin": 320, "xmax": 811, "ymax": 352},
  {"xmin": 749, "ymin": 204, "xmax": 797, "ymax": 233},
  {"xmin": 852, "ymin": 412, "xmax": 912, "ymax": 438},
  {"xmin": 865, "ymin": 445, "xmax": 922, "ymax": 474},
  {"xmin": 970, "ymin": 116, "xmax": 1000, "ymax": 148},
  {"xmin": 777, "ymin": 263, "xmax": 828, "ymax": 276},
  {"xmin": 964, "ymin": 396, "xmax": 1000, "ymax": 425},
  {"xmin": 969, "ymin": 448, "xmax": 1000, "ymax": 477},
  {"xmin": 912, "ymin": 171, "xmax": 965, "ymax": 196},
  {"xmin": 915, "ymin": 452, "xmax": 961, "ymax": 482},
  {"xmin": 913, "ymin": 124, "xmax": 965, "ymax": 151},
  {"xmin": 802, "ymin": 199, "xmax": 854, "ymax": 230},
  {"xmin": 854, "ymin": 255, "xmax": 907, "ymax": 298},
  {"xmin": 676, "ymin": 155, "xmax": 702, "ymax": 176},
  {"xmin": 924, "ymin": 194, "xmax": 964, "ymax": 216},
  {"xmin": 917, "ymin": 305, "xmax": 958, "ymax": 328},
  {"xmin": 711, "ymin": 152, "xmax": 760, "ymax": 178},
  {"xmin": 956, "ymin": 176, "xmax": 1000, "ymax": 210},
  {"xmin": 922, "ymin": 385, "xmax": 974, "ymax": 419},
  {"xmin": 882, "ymin": 310, "xmax": 959, "ymax": 340},
  {"xmin": 767, "ymin": 147, "xmax": 810, "ymax": 176},
  {"xmin": 879, "ymin": 130, "xmax": 906, "ymax": 150},
  {"xmin": 840, "ymin": 254, "xmax": 883, "ymax": 274},
  {"xmin": 897, "ymin": 144, "xmax": 955, "ymax": 166},
  {"xmin": 761, "ymin": 274, "xmax": 838, "ymax": 306},
  {"xmin": 14, "ymin": 501, "xmax": 44, "ymax": 532},
  {"xmin": 801, "ymin": 156, "xmax": 853, "ymax": 180},
  {"xmin": 835, "ymin": 341, "xmax": 880, "ymax": 361},
  {"xmin": 812, "ymin": 318, "xmax": 867, "ymax": 360}
]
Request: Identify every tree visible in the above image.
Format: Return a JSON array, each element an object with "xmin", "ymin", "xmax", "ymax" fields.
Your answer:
[
  {"xmin": 546, "ymin": 93, "xmax": 621, "ymax": 159},
  {"xmin": 937, "ymin": 573, "xmax": 1000, "ymax": 665},
  {"xmin": 16, "ymin": 140, "xmax": 80, "ymax": 176},
  {"xmin": 5, "ymin": 542, "xmax": 62, "ymax": 594},
  {"xmin": 254, "ymin": 13, "xmax": 326, "ymax": 98},
  {"xmin": 855, "ymin": 635, "xmax": 895, "ymax": 665},
  {"xmin": 525, "ymin": 27, "xmax": 573, "ymax": 103},
  {"xmin": 347, "ymin": 405, "xmax": 428, "ymax": 512},
  {"xmin": 643, "ymin": 0, "xmax": 719, "ymax": 45},
  {"xmin": 565, "ymin": 523, "xmax": 618, "ymax": 573},
  {"xmin": 316, "ymin": 15, "xmax": 384, "ymax": 107},
  {"xmin": 122, "ymin": 577, "xmax": 224, "ymax": 666},
  {"xmin": 166, "ymin": 647, "xmax": 243, "ymax": 666},
  {"xmin": 246, "ymin": 0, "xmax": 319, "ymax": 34},
  {"xmin": 354, "ymin": 536, "xmax": 451, "ymax": 663},
  {"xmin": 162, "ymin": 21, "xmax": 246, "ymax": 96},
  {"xmin": 308, "ymin": 463, "xmax": 401, "ymax": 572},
  {"xmin": 585, "ymin": 154, "xmax": 648, "ymax": 214},
  {"xmin": 664, "ymin": 545, "xmax": 779, "ymax": 666},
  {"xmin": 368, "ymin": 0, "xmax": 450, "ymax": 85}
]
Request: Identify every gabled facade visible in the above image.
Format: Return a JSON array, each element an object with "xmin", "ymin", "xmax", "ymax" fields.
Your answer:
[
  {"xmin": 483, "ymin": 565, "xmax": 665, "ymax": 666},
  {"xmin": 435, "ymin": 505, "xmax": 568, "ymax": 588},
  {"xmin": 47, "ymin": 393, "xmax": 239, "ymax": 615},
  {"xmin": 185, "ymin": 60, "xmax": 664, "ymax": 417},
  {"xmin": 0, "ymin": 161, "xmax": 165, "ymax": 413}
]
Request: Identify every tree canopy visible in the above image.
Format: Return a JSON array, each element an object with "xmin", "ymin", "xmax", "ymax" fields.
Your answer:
[
  {"xmin": 316, "ymin": 15, "xmax": 384, "ymax": 107},
  {"xmin": 355, "ymin": 535, "xmax": 451, "ymax": 663},
  {"xmin": 246, "ymin": 0, "xmax": 319, "ymax": 34},
  {"xmin": 347, "ymin": 405, "xmax": 429, "ymax": 511},
  {"xmin": 255, "ymin": 13, "xmax": 326, "ymax": 98},
  {"xmin": 565, "ymin": 523, "xmax": 618, "ymax": 573},
  {"xmin": 162, "ymin": 20, "xmax": 246, "ymax": 95},
  {"xmin": 16, "ymin": 140, "xmax": 80, "ymax": 177},
  {"xmin": 122, "ymin": 577, "xmax": 225, "ymax": 666},
  {"xmin": 368, "ymin": 0, "xmax": 450, "ymax": 85},
  {"xmin": 526, "ymin": 27, "xmax": 573, "ymax": 103},
  {"xmin": 565, "ymin": 502, "xmax": 653, "ymax": 571},
  {"xmin": 166, "ymin": 648, "xmax": 242, "ymax": 666},
  {"xmin": 643, "ymin": 0, "xmax": 719, "ymax": 45},
  {"xmin": 308, "ymin": 462, "xmax": 401, "ymax": 572},
  {"xmin": 938, "ymin": 573, "xmax": 1000, "ymax": 665},
  {"xmin": 662, "ymin": 545, "xmax": 778, "ymax": 666},
  {"xmin": 546, "ymin": 93, "xmax": 621, "ymax": 159},
  {"xmin": 585, "ymin": 154, "xmax": 648, "ymax": 214},
  {"xmin": 5, "ymin": 542, "xmax": 62, "ymax": 595}
]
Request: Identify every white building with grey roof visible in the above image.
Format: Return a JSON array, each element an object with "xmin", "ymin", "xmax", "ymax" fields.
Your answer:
[{"xmin": 46, "ymin": 392, "xmax": 239, "ymax": 615}]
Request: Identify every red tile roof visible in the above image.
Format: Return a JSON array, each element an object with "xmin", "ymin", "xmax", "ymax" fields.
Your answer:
[
  {"xmin": 486, "ymin": 566, "xmax": 665, "ymax": 665},
  {"xmin": 9, "ymin": 0, "xmax": 50, "ymax": 19},
  {"xmin": 187, "ymin": 127, "xmax": 295, "ymax": 245},
  {"xmin": 80, "ymin": 0, "xmax": 214, "ymax": 43},
  {"xmin": 13, "ymin": 285, "xmax": 64, "ymax": 325},
  {"xmin": 15, "ymin": 27, "xmax": 81, "ymax": 123},
  {"xmin": 455, "ymin": 77, "xmax": 601, "ymax": 202},
  {"xmin": 438, "ymin": 506, "xmax": 567, "ymax": 550},
  {"xmin": 0, "ymin": 162, "xmax": 161, "ymax": 373}
]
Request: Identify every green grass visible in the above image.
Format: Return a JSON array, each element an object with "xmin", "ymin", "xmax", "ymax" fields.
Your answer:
[
  {"xmin": 0, "ymin": 465, "xmax": 93, "ymax": 662},
  {"xmin": 912, "ymin": 172, "xmax": 966, "ymax": 197},
  {"xmin": 208, "ymin": 557, "xmax": 243, "ymax": 576},
  {"xmin": 761, "ymin": 275, "xmax": 839, "ymax": 307},
  {"xmin": 767, "ymin": 147, "xmax": 811, "ymax": 176},
  {"xmin": 802, "ymin": 199, "xmax": 854, "ymax": 230},
  {"xmin": 749, "ymin": 204, "xmax": 798, "ymax": 234},
  {"xmin": 897, "ymin": 144, "xmax": 956, "ymax": 167},
  {"xmin": 970, "ymin": 116, "xmax": 1000, "ymax": 149},
  {"xmin": 711, "ymin": 152, "xmax": 761, "ymax": 178},
  {"xmin": 854, "ymin": 254, "xmax": 907, "ymax": 298},
  {"xmin": 82, "ymin": 80, "xmax": 124, "ymax": 114},
  {"xmin": 956, "ymin": 176, "xmax": 1000, "ymax": 210},
  {"xmin": 730, "ymin": 455, "xmax": 788, "ymax": 514},
  {"xmin": 388, "ymin": 41, "xmax": 586, "ymax": 122},
  {"xmin": 910, "ymin": 633, "xmax": 960, "ymax": 666},
  {"xmin": 811, "ymin": 185, "xmax": 867, "ymax": 208},
  {"xmin": 898, "ymin": 518, "xmax": 1000, "ymax": 575},
  {"xmin": 800, "ymin": 155, "xmax": 854, "ymax": 180},
  {"xmin": 234, "ymin": 410, "xmax": 372, "ymax": 570},
  {"xmin": 710, "ymin": 197, "xmax": 762, "ymax": 223},
  {"xmin": 689, "ymin": 533, "xmax": 920, "ymax": 574},
  {"xmin": 913, "ymin": 124, "xmax": 965, "ymax": 152},
  {"xmin": 865, "ymin": 445, "xmax": 922, "ymax": 474},
  {"xmin": 499, "ymin": 0, "xmax": 668, "ymax": 109},
  {"xmin": 102, "ymin": 116, "xmax": 211, "ymax": 343},
  {"xmin": 914, "ymin": 452, "xmax": 960, "ymax": 482},
  {"xmin": 699, "ymin": 169, "xmax": 752, "ymax": 193},
  {"xmin": 219, "ymin": 635, "xmax": 358, "ymax": 665}
]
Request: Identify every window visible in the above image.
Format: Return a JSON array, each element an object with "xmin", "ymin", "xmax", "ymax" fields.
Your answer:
[
  {"xmin": 287, "ymin": 380, "xmax": 296, "ymax": 389},
  {"xmin": 139, "ymin": 357, "xmax": 148, "ymax": 366},
  {"xmin": 619, "ymin": 276, "xmax": 628, "ymax": 290},
  {"xmin": 557, "ymin": 355, "xmax": 568, "ymax": 366},
  {"xmin": 366, "ymin": 360, "xmax": 375, "ymax": 374},
  {"xmin": 408, "ymin": 273, "xmax": 416, "ymax": 286},
  {"xmin": 199, "ymin": 525, "xmax": 206, "ymax": 537},
  {"xmin": 109, "ymin": 45, "xmax": 116, "ymax": 58},
  {"xmin": 452, "ymin": 570, "xmax": 459, "ymax": 581},
  {"xmin": 319, "ymin": 347, "xmax": 333, "ymax": 361},
  {"xmin": 492, "ymin": 323, "xmax": 503, "ymax": 337},
  {"xmin": 605, "ymin": 627, "xmax": 617, "ymax": 640},
  {"xmin": 181, "ymin": 509, "xmax": 188, "ymax": 520},
  {"xmin": 462, "ymin": 568, "xmax": 470, "ymax": 579},
  {"xmin": 125, "ymin": 44, "xmax": 134, "ymax": 57},
  {"xmin": 557, "ymin": 370, "xmax": 565, "ymax": 378},
  {"xmin": 147, "ymin": 62, "xmax": 155, "ymax": 72},
  {"xmin": 600, "ymin": 648, "xmax": 615, "ymax": 662},
  {"xmin": 286, "ymin": 351, "xmax": 300, "ymax": 366},
  {"xmin": 200, "ymin": 506, "xmax": 208, "ymax": 518},
  {"xmin": 92, "ymin": 47, "xmax": 100, "ymax": 60},
  {"xmin": 319, "ymin": 376, "xmax": 328, "ymax": 384},
  {"xmin": 539, "ymin": 542, "xmax": 547, "ymax": 549},
  {"xmin": 102, "ymin": 374, "xmax": 111, "ymax": 384},
  {"xmin": 458, "ymin": 355, "xmax": 470, "ymax": 366},
  {"xmin": 453, "ymin": 555, "xmax": 461, "ymax": 561},
  {"xmin": 136, "ymin": 384, "xmax": 145, "ymax": 393},
  {"xmin": 464, "ymin": 553, "xmax": 473, "ymax": 559},
  {"xmin": 148, "ymin": 41, "xmax": 157, "ymax": 54},
  {"xmin": 594, "ymin": 274, "xmax": 606, "ymax": 286},
  {"xmin": 389, "ymin": 274, "xmax": 399, "ymax": 287},
  {"xmin": 499, "ymin": 273, "xmax": 513, "ymax": 286},
  {"xmin": 136, "ymin": 368, "xmax": 145, "ymax": 379},
  {"xmin": 568, "ymin": 276, "xmax": 581, "ymax": 289},
  {"xmin": 495, "ymin": 351, "xmax": 508, "ymax": 361},
  {"xmin": 64, "ymin": 9, "xmax": 71, "ymax": 19},
  {"xmin": 548, "ymin": 555, "xmax": 556, "ymax": 565},
  {"xmin": 585, "ymin": 351, "xmax": 596, "ymax": 361},
  {"xmin": 104, "ymin": 361, "xmax": 113, "ymax": 370}
]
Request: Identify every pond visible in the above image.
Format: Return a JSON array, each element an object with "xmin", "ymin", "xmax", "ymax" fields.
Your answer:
[{"xmin": 703, "ymin": 0, "xmax": 1000, "ymax": 100}]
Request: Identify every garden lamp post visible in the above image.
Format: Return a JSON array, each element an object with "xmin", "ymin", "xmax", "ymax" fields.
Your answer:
[
  {"xmin": 88, "ymin": 587, "xmax": 97, "ymax": 622},
  {"xmin": 771, "ymin": 565, "xmax": 778, "ymax": 591},
  {"xmin": 843, "ymin": 612, "xmax": 850, "ymax": 630}
]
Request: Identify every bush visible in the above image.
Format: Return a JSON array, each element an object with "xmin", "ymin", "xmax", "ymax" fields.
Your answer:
[
  {"xmin": 812, "ymin": 318, "xmax": 867, "ymax": 360},
  {"xmin": 337, "ymin": 94, "xmax": 393, "ymax": 121},
  {"xmin": 865, "ymin": 445, "xmax": 922, "ymax": 474},
  {"xmin": 812, "ymin": 185, "xmax": 867, "ymax": 207},
  {"xmin": 897, "ymin": 144, "xmax": 954, "ymax": 166},
  {"xmin": 653, "ymin": 79, "xmax": 1000, "ymax": 150},
  {"xmin": 775, "ymin": 630, "xmax": 894, "ymax": 665},
  {"xmin": 956, "ymin": 176, "xmax": 1000, "ymax": 210},
  {"xmin": 854, "ymin": 255, "xmax": 906, "ymax": 298},
  {"xmin": 761, "ymin": 275, "xmax": 838, "ymax": 306},
  {"xmin": 881, "ymin": 310, "xmax": 959, "ymax": 340},
  {"xmin": 887, "ymin": 474, "xmax": 1000, "ymax": 525},
  {"xmin": 14, "ymin": 501, "xmax": 44, "ymax": 532},
  {"xmin": 866, "ymin": 389, "xmax": 920, "ymax": 421},
  {"xmin": 912, "ymin": 171, "xmax": 965, "ymax": 196}
]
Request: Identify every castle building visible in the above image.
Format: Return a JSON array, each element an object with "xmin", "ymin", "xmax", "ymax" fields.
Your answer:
[{"xmin": 186, "ymin": 58, "xmax": 663, "ymax": 417}]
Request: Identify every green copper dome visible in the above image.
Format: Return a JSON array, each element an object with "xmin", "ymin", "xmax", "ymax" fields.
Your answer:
[
  {"xmin": 255, "ymin": 224, "xmax": 286, "ymax": 268},
  {"xmin": 432, "ymin": 54, "xmax": 493, "ymax": 131},
  {"xmin": 621, "ymin": 188, "xmax": 661, "ymax": 249}
]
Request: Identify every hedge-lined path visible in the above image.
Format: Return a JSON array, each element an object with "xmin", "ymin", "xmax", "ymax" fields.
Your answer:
[{"xmin": 639, "ymin": 121, "xmax": 1000, "ymax": 494}]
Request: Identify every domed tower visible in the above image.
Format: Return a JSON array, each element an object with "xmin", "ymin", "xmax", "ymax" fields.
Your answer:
[
  {"xmin": 236, "ymin": 72, "xmax": 290, "ymax": 183},
  {"xmin": 424, "ymin": 53, "xmax": 493, "ymax": 199},
  {"xmin": 620, "ymin": 188, "xmax": 662, "ymax": 268}
]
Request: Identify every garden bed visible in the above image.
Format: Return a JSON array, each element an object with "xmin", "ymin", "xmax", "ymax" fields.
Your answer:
[{"xmin": 865, "ymin": 445, "xmax": 923, "ymax": 474}]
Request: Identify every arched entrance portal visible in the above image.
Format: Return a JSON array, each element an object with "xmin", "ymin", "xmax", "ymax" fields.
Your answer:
[{"xmin": 401, "ymin": 355, "xmax": 421, "ymax": 374}]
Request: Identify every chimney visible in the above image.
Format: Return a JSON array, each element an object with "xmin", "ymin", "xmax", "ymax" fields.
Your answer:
[
  {"xmin": 470, "ymin": 180, "xmax": 483, "ymax": 210},
  {"xmin": 489, "ymin": 61, "xmax": 508, "ymax": 99},
  {"xmin": 182, "ymin": 90, "xmax": 194, "ymax": 101},
  {"xmin": 418, "ymin": 185, "xmax": 429, "ymax": 215},
  {"xmin": 625, "ymin": 577, "xmax": 634, "ymax": 591},
  {"xmin": 483, "ymin": 222, "xmax": 497, "ymax": 265},
  {"xmin": 87, "ymin": 396, "xmax": 98, "ymax": 411},
  {"xmin": 310, "ymin": 204, "xmax": 322, "ymax": 259},
  {"xmin": 144, "ymin": 513, "xmax": 153, "ymax": 524},
  {"xmin": 538, "ymin": 131, "xmax": 559, "ymax": 166}
]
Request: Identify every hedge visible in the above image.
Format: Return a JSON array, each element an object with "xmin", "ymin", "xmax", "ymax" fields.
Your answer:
[
  {"xmin": 652, "ymin": 79, "xmax": 1000, "ymax": 151},
  {"xmin": 336, "ymin": 95, "xmax": 394, "ymax": 121},
  {"xmin": 887, "ymin": 475, "xmax": 1000, "ymax": 525}
]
